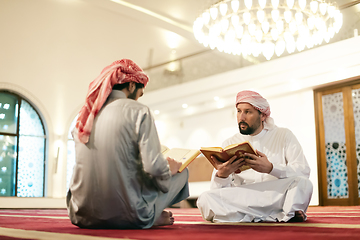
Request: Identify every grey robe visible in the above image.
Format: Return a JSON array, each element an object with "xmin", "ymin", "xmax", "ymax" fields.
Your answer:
[{"xmin": 67, "ymin": 91, "xmax": 189, "ymax": 229}]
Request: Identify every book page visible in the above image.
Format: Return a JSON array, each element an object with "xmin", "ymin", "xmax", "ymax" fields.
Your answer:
[
  {"xmin": 160, "ymin": 145, "xmax": 169, "ymax": 154},
  {"xmin": 163, "ymin": 148, "xmax": 200, "ymax": 164},
  {"xmin": 199, "ymin": 147, "xmax": 223, "ymax": 152}
]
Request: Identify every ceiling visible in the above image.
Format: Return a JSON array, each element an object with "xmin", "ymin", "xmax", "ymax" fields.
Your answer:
[{"xmin": 84, "ymin": 0, "xmax": 360, "ymax": 92}]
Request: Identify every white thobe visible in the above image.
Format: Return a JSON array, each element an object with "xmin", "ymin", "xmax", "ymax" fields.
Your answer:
[
  {"xmin": 67, "ymin": 91, "xmax": 189, "ymax": 229},
  {"xmin": 197, "ymin": 123, "xmax": 313, "ymax": 222}
]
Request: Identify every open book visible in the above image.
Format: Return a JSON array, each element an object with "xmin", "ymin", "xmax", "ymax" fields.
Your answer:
[
  {"xmin": 161, "ymin": 145, "xmax": 201, "ymax": 173},
  {"xmin": 200, "ymin": 141, "xmax": 258, "ymax": 172}
]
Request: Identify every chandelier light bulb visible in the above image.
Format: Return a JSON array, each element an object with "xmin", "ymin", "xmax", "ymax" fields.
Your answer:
[
  {"xmin": 328, "ymin": 5, "xmax": 335, "ymax": 17},
  {"xmin": 220, "ymin": 3, "xmax": 228, "ymax": 16},
  {"xmin": 284, "ymin": 31, "xmax": 293, "ymax": 43},
  {"xmin": 210, "ymin": 7, "xmax": 218, "ymax": 20},
  {"xmin": 275, "ymin": 39, "xmax": 285, "ymax": 56},
  {"xmin": 217, "ymin": 38, "xmax": 224, "ymax": 52},
  {"xmin": 306, "ymin": 37, "xmax": 314, "ymax": 49},
  {"xmin": 271, "ymin": 28, "xmax": 279, "ymax": 41},
  {"xmin": 295, "ymin": 12, "xmax": 303, "ymax": 25},
  {"xmin": 262, "ymin": 21, "xmax": 270, "ymax": 34},
  {"xmin": 324, "ymin": 32, "xmax": 330, "ymax": 43},
  {"xmin": 225, "ymin": 29, "xmax": 236, "ymax": 42},
  {"xmin": 234, "ymin": 40, "xmax": 242, "ymax": 54},
  {"xmin": 202, "ymin": 12, "xmax": 210, "ymax": 24},
  {"xmin": 209, "ymin": 38, "xmax": 216, "ymax": 49},
  {"xmin": 248, "ymin": 23, "xmax": 257, "ymax": 35},
  {"xmin": 271, "ymin": 0, "xmax": 279, "ymax": 9},
  {"xmin": 262, "ymin": 41, "xmax": 275, "ymax": 60},
  {"xmin": 286, "ymin": 0, "xmax": 294, "ymax": 9},
  {"xmin": 257, "ymin": 10, "xmax": 265, "ymax": 23},
  {"xmin": 334, "ymin": 10, "xmax": 343, "ymax": 24},
  {"xmin": 252, "ymin": 42, "xmax": 262, "ymax": 56},
  {"xmin": 259, "ymin": 0, "xmax": 267, "ymax": 9},
  {"xmin": 296, "ymin": 37, "xmax": 306, "ymax": 51},
  {"xmin": 241, "ymin": 33, "xmax": 251, "ymax": 45},
  {"xmin": 307, "ymin": 16, "xmax": 315, "ymax": 30},
  {"xmin": 299, "ymin": 0, "xmax": 306, "ymax": 10},
  {"xmin": 298, "ymin": 25, "xmax": 308, "ymax": 37},
  {"xmin": 284, "ymin": 10, "xmax": 292, "ymax": 23},
  {"xmin": 193, "ymin": 17, "xmax": 203, "ymax": 32},
  {"xmin": 221, "ymin": 19, "xmax": 230, "ymax": 33},
  {"xmin": 271, "ymin": 9, "xmax": 280, "ymax": 22},
  {"xmin": 235, "ymin": 25, "xmax": 244, "ymax": 38},
  {"xmin": 319, "ymin": 3, "xmax": 327, "ymax": 15},
  {"xmin": 289, "ymin": 21, "xmax": 297, "ymax": 34},
  {"xmin": 276, "ymin": 20, "xmax": 284, "ymax": 33},
  {"xmin": 310, "ymin": 1, "xmax": 318, "ymax": 13},
  {"xmin": 231, "ymin": 0, "xmax": 240, "ymax": 12},
  {"xmin": 243, "ymin": 12, "xmax": 251, "ymax": 25},
  {"xmin": 245, "ymin": 0, "xmax": 253, "ymax": 9},
  {"xmin": 193, "ymin": 0, "xmax": 342, "ymax": 60},
  {"xmin": 256, "ymin": 29, "xmax": 264, "ymax": 42},
  {"xmin": 328, "ymin": 26, "xmax": 335, "ymax": 38},
  {"xmin": 231, "ymin": 15, "xmax": 240, "ymax": 27},
  {"xmin": 286, "ymin": 40, "xmax": 296, "ymax": 54}
]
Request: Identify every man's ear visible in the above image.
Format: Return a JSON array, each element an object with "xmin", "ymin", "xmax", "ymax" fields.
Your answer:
[
  {"xmin": 261, "ymin": 112, "xmax": 266, "ymax": 122},
  {"xmin": 128, "ymin": 82, "xmax": 136, "ymax": 93}
]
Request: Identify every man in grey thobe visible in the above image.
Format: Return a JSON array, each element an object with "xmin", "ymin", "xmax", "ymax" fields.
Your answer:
[{"xmin": 67, "ymin": 59, "xmax": 189, "ymax": 229}]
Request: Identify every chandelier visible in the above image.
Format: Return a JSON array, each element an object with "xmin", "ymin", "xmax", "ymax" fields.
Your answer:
[{"xmin": 193, "ymin": 0, "xmax": 343, "ymax": 60}]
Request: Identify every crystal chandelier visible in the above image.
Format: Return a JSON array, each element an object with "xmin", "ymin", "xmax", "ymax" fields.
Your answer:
[{"xmin": 193, "ymin": 0, "xmax": 343, "ymax": 60}]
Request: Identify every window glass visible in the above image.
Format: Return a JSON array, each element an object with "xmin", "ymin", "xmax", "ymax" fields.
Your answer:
[
  {"xmin": 0, "ymin": 93, "xmax": 18, "ymax": 134},
  {"xmin": 0, "ymin": 135, "xmax": 17, "ymax": 196}
]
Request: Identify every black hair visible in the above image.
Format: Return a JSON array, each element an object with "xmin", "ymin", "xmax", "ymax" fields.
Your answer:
[{"xmin": 112, "ymin": 82, "xmax": 144, "ymax": 91}]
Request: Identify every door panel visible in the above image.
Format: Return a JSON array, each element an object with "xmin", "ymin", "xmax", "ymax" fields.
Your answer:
[{"xmin": 315, "ymin": 80, "xmax": 360, "ymax": 206}]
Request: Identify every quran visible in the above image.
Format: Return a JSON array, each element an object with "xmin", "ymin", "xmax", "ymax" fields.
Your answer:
[
  {"xmin": 200, "ymin": 141, "xmax": 258, "ymax": 172},
  {"xmin": 161, "ymin": 145, "xmax": 201, "ymax": 173}
]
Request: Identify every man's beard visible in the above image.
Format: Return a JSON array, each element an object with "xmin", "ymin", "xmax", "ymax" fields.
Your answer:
[
  {"xmin": 238, "ymin": 116, "xmax": 262, "ymax": 135},
  {"xmin": 127, "ymin": 88, "xmax": 138, "ymax": 100}
]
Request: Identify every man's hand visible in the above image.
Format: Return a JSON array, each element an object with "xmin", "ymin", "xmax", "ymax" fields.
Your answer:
[
  {"xmin": 212, "ymin": 155, "xmax": 247, "ymax": 178},
  {"xmin": 244, "ymin": 150, "xmax": 273, "ymax": 173},
  {"xmin": 166, "ymin": 157, "xmax": 182, "ymax": 175}
]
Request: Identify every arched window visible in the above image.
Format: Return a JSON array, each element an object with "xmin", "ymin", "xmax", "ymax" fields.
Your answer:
[
  {"xmin": 66, "ymin": 116, "xmax": 77, "ymax": 190},
  {"xmin": 0, "ymin": 91, "xmax": 46, "ymax": 197}
]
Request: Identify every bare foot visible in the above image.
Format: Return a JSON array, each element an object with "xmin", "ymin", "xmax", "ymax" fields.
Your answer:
[
  {"xmin": 153, "ymin": 210, "xmax": 174, "ymax": 226},
  {"xmin": 288, "ymin": 210, "xmax": 306, "ymax": 222}
]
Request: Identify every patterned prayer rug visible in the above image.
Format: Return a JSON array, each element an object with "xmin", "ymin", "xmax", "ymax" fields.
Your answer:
[{"xmin": 0, "ymin": 206, "xmax": 360, "ymax": 240}]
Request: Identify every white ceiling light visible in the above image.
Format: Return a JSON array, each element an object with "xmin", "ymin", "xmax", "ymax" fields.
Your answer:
[{"xmin": 193, "ymin": 0, "xmax": 342, "ymax": 60}]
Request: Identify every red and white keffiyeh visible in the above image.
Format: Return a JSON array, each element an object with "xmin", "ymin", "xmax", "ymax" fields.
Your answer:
[
  {"xmin": 235, "ymin": 90, "xmax": 275, "ymax": 129},
  {"xmin": 235, "ymin": 90, "xmax": 271, "ymax": 117},
  {"xmin": 76, "ymin": 59, "xmax": 149, "ymax": 144}
]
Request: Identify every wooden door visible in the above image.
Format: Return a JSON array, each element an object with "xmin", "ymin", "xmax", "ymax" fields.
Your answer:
[{"xmin": 314, "ymin": 79, "xmax": 360, "ymax": 206}]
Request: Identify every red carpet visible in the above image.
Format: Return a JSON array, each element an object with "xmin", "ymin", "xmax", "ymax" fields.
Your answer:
[{"xmin": 1, "ymin": 206, "xmax": 360, "ymax": 239}]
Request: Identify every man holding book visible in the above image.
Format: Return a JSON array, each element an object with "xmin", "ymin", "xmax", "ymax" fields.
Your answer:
[
  {"xmin": 197, "ymin": 90, "xmax": 313, "ymax": 223},
  {"xmin": 67, "ymin": 59, "xmax": 189, "ymax": 229}
]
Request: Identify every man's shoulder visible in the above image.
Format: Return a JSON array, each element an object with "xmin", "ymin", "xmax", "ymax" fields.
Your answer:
[
  {"xmin": 270, "ymin": 126, "xmax": 293, "ymax": 134},
  {"xmin": 111, "ymin": 98, "xmax": 149, "ymax": 110},
  {"xmin": 268, "ymin": 126, "xmax": 296, "ymax": 140},
  {"xmin": 222, "ymin": 133, "xmax": 245, "ymax": 147}
]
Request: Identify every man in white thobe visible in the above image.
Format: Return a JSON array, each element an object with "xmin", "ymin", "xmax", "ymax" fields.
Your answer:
[
  {"xmin": 197, "ymin": 90, "xmax": 313, "ymax": 223},
  {"xmin": 67, "ymin": 59, "xmax": 189, "ymax": 229}
]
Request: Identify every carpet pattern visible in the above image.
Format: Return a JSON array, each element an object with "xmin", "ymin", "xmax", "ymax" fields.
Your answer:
[{"xmin": 0, "ymin": 206, "xmax": 360, "ymax": 240}]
